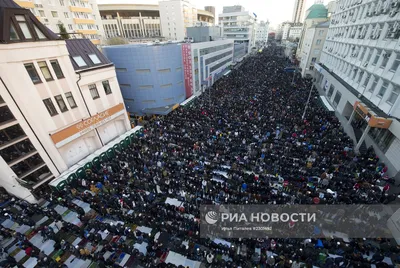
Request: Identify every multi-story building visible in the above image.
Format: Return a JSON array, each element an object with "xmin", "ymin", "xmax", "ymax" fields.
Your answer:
[
  {"xmin": 296, "ymin": 3, "xmax": 329, "ymax": 61},
  {"xmin": 219, "ymin": 5, "xmax": 257, "ymax": 53},
  {"xmin": 299, "ymin": 21, "xmax": 329, "ymax": 77},
  {"xmin": 292, "ymin": 0, "xmax": 307, "ymax": 23},
  {"xmin": 99, "ymin": 3, "xmax": 162, "ymax": 40},
  {"xmin": 255, "ymin": 20, "xmax": 270, "ymax": 45},
  {"xmin": 281, "ymin": 22, "xmax": 293, "ymax": 40},
  {"xmin": 104, "ymin": 37, "xmax": 234, "ymax": 112},
  {"xmin": 288, "ymin": 23, "xmax": 304, "ymax": 40},
  {"xmin": 14, "ymin": 0, "xmax": 104, "ymax": 45},
  {"xmin": 159, "ymin": 0, "xmax": 198, "ymax": 41},
  {"xmin": 205, "ymin": 6, "xmax": 216, "ymax": 24},
  {"xmin": 0, "ymin": 1, "xmax": 130, "ymax": 201},
  {"xmin": 186, "ymin": 26, "xmax": 222, "ymax": 42},
  {"xmin": 103, "ymin": 43, "xmax": 186, "ymax": 115},
  {"xmin": 190, "ymin": 39, "xmax": 234, "ymax": 94},
  {"xmin": 316, "ymin": 0, "xmax": 400, "ymax": 180},
  {"xmin": 99, "ymin": 2, "xmax": 214, "ymax": 40}
]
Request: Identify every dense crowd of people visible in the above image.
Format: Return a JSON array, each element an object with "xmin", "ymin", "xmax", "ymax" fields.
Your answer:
[{"xmin": 1, "ymin": 43, "xmax": 399, "ymax": 268}]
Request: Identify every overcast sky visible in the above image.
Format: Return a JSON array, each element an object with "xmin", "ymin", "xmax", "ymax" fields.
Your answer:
[{"xmin": 96, "ymin": 0, "xmax": 329, "ymax": 29}]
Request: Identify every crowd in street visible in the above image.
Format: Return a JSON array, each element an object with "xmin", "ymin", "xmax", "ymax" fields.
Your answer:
[{"xmin": 1, "ymin": 43, "xmax": 399, "ymax": 268}]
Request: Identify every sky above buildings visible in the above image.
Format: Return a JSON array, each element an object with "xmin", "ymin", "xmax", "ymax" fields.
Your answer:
[{"xmin": 97, "ymin": 0, "xmax": 329, "ymax": 29}]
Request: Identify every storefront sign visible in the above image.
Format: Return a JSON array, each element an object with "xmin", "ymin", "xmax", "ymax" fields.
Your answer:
[
  {"xmin": 50, "ymin": 103, "xmax": 126, "ymax": 148},
  {"xmin": 182, "ymin": 43, "xmax": 193, "ymax": 98},
  {"xmin": 353, "ymin": 101, "xmax": 392, "ymax": 129}
]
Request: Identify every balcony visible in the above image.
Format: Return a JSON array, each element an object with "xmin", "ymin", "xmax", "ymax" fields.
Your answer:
[
  {"xmin": 73, "ymin": 18, "xmax": 96, "ymax": 24},
  {"xmin": 76, "ymin": 29, "xmax": 98, "ymax": 35},
  {"xmin": 69, "ymin": 6, "xmax": 92, "ymax": 13},
  {"xmin": 14, "ymin": 0, "xmax": 34, "ymax": 8}
]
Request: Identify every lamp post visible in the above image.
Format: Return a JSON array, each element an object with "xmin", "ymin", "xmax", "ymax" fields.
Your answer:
[{"xmin": 302, "ymin": 83, "xmax": 315, "ymax": 120}]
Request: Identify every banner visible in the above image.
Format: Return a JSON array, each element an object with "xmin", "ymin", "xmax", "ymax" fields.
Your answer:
[
  {"xmin": 182, "ymin": 44, "xmax": 193, "ymax": 98},
  {"xmin": 200, "ymin": 204, "xmax": 400, "ymax": 238}
]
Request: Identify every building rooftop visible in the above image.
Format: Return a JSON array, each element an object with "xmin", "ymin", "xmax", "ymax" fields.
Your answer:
[
  {"xmin": 306, "ymin": 3, "xmax": 328, "ymax": 19},
  {"xmin": 65, "ymin": 39, "xmax": 112, "ymax": 71},
  {"xmin": 0, "ymin": 0, "xmax": 59, "ymax": 44}
]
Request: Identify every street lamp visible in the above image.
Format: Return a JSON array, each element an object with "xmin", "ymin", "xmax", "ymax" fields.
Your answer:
[{"xmin": 301, "ymin": 80, "xmax": 316, "ymax": 120}]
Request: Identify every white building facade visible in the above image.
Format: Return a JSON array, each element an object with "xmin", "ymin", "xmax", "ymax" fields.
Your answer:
[
  {"xmin": 299, "ymin": 21, "xmax": 329, "ymax": 77},
  {"xmin": 189, "ymin": 39, "xmax": 234, "ymax": 95},
  {"xmin": 255, "ymin": 20, "xmax": 270, "ymax": 45},
  {"xmin": 0, "ymin": 3, "xmax": 130, "ymax": 201},
  {"xmin": 14, "ymin": 0, "xmax": 104, "ymax": 45},
  {"xmin": 288, "ymin": 24, "xmax": 304, "ymax": 40},
  {"xmin": 317, "ymin": 0, "xmax": 400, "ymax": 180},
  {"xmin": 292, "ymin": 0, "xmax": 306, "ymax": 23},
  {"xmin": 159, "ymin": 0, "xmax": 197, "ymax": 41},
  {"xmin": 219, "ymin": 5, "xmax": 256, "ymax": 53},
  {"xmin": 281, "ymin": 22, "xmax": 292, "ymax": 40}
]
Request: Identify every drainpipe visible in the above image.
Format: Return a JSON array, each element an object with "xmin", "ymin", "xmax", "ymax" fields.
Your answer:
[
  {"xmin": 76, "ymin": 73, "xmax": 104, "ymax": 146},
  {"xmin": 0, "ymin": 77, "xmax": 60, "ymax": 175}
]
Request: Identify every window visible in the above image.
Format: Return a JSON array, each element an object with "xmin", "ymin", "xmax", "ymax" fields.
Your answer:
[
  {"xmin": 43, "ymin": 98, "xmax": 58, "ymax": 116},
  {"xmin": 319, "ymin": 30, "xmax": 324, "ymax": 36},
  {"xmin": 65, "ymin": 92, "xmax": 77, "ymax": 108},
  {"xmin": 24, "ymin": 63, "xmax": 41, "ymax": 84},
  {"xmin": 381, "ymin": 52, "xmax": 390, "ymax": 69},
  {"xmin": 102, "ymin": 80, "xmax": 112, "ymax": 95},
  {"xmin": 33, "ymin": 25, "xmax": 46, "ymax": 39},
  {"xmin": 316, "ymin": 39, "xmax": 322, "ymax": 45},
  {"xmin": 377, "ymin": 81, "xmax": 389, "ymax": 97},
  {"xmin": 68, "ymin": 24, "xmax": 73, "ymax": 31},
  {"xmin": 64, "ymin": 12, "xmax": 69, "ymax": 18},
  {"xmin": 327, "ymin": 84, "xmax": 335, "ymax": 99},
  {"xmin": 50, "ymin": 60, "xmax": 64, "ymax": 79},
  {"xmin": 158, "ymin": 68, "xmax": 171, "ymax": 73},
  {"xmin": 59, "ymin": 0, "xmax": 64, "ymax": 5},
  {"xmin": 160, "ymin": 83, "xmax": 172, "ymax": 88},
  {"xmin": 372, "ymin": 49, "xmax": 381, "ymax": 65},
  {"xmin": 387, "ymin": 87, "xmax": 400, "ymax": 105},
  {"xmin": 89, "ymin": 84, "xmax": 99, "ymax": 99},
  {"xmin": 309, "ymin": 66, "xmax": 314, "ymax": 70},
  {"xmin": 10, "ymin": 23, "xmax": 19, "ymax": 40},
  {"xmin": 15, "ymin": 15, "xmax": 32, "ymax": 39},
  {"xmin": 333, "ymin": 91, "xmax": 342, "ymax": 107},
  {"xmin": 369, "ymin": 76, "xmax": 378, "ymax": 92},
  {"xmin": 39, "ymin": 10, "xmax": 45, "ymax": 17},
  {"xmin": 390, "ymin": 54, "xmax": 400, "ymax": 72},
  {"xmin": 54, "ymin": 95, "xmax": 68, "ymax": 112},
  {"xmin": 88, "ymin": 54, "xmax": 101, "ymax": 64},
  {"xmin": 311, "ymin": 57, "xmax": 317, "ymax": 63},
  {"xmin": 139, "ymin": 85, "xmax": 153, "ymax": 89},
  {"xmin": 51, "ymin": 11, "xmax": 58, "ymax": 18},
  {"xmin": 73, "ymin": 56, "xmax": 87, "ymax": 67},
  {"xmin": 136, "ymin": 69, "xmax": 150, "ymax": 73},
  {"xmin": 38, "ymin": 61, "xmax": 53, "ymax": 81},
  {"xmin": 357, "ymin": 71, "xmax": 364, "ymax": 83}
]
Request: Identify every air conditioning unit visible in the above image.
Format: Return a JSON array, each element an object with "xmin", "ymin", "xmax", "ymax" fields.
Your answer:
[
  {"xmin": 391, "ymin": 1, "xmax": 400, "ymax": 8},
  {"xmin": 367, "ymin": 11, "xmax": 373, "ymax": 16},
  {"xmin": 389, "ymin": 10, "xmax": 398, "ymax": 17},
  {"xmin": 363, "ymin": 61, "xmax": 368, "ymax": 67},
  {"xmin": 374, "ymin": 10, "xmax": 381, "ymax": 15}
]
